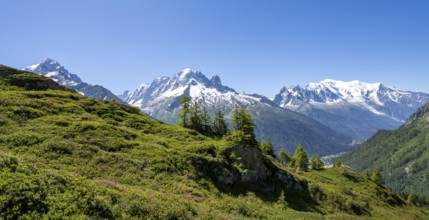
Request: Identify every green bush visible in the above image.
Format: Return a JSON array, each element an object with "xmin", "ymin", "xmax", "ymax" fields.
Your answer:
[{"xmin": 0, "ymin": 153, "xmax": 18, "ymax": 171}]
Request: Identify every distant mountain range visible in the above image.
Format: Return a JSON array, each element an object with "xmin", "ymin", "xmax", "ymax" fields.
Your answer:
[
  {"xmin": 120, "ymin": 68, "xmax": 353, "ymax": 156},
  {"xmin": 22, "ymin": 59, "xmax": 429, "ymax": 156},
  {"xmin": 273, "ymin": 80, "xmax": 429, "ymax": 141},
  {"xmin": 25, "ymin": 59, "xmax": 125, "ymax": 104},
  {"xmin": 341, "ymin": 101, "xmax": 429, "ymax": 197}
]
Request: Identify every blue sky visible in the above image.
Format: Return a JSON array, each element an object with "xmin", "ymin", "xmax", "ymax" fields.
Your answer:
[{"xmin": 1, "ymin": 0, "xmax": 428, "ymax": 96}]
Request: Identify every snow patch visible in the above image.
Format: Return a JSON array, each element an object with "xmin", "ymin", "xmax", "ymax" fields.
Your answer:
[
  {"xmin": 26, "ymin": 63, "xmax": 39, "ymax": 71},
  {"xmin": 45, "ymin": 71, "xmax": 60, "ymax": 77}
]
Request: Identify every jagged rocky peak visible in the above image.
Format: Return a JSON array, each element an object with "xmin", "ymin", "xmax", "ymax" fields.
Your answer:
[
  {"xmin": 122, "ymin": 68, "xmax": 238, "ymax": 104},
  {"xmin": 26, "ymin": 58, "xmax": 66, "ymax": 75},
  {"xmin": 170, "ymin": 68, "xmax": 211, "ymax": 86},
  {"xmin": 25, "ymin": 58, "xmax": 82, "ymax": 86},
  {"xmin": 211, "ymin": 75, "xmax": 222, "ymax": 86}
]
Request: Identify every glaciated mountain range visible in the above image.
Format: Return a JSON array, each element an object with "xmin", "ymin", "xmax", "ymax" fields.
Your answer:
[
  {"xmin": 22, "ymin": 58, "xmax": 429, "ymax": 155},
  {"xmin": 25, "ymin": 59, "xmax": 124, "ymax": 104},
  {"xmin": 273, "ymin": 79, "xmax": 429, "ymax": 140},
  {"xmin": 120, "ymin": 68, "xmax": 353, "ymax": 155}
]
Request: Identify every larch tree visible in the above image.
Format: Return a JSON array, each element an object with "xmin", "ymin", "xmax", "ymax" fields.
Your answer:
[
  {"xmin": 291, "ymin": 145, "xmax": 309, "ymax": 172},
  {"xmin": 310, "ymin": 155, "xmax": 324, "ymax": 170},
  {"xmin": 189, "ymin": 101, "xmax": 202, "ymax": 131},
  {"xmin": 201, "ymin": 106, "xmax": 211, "ymax": 134},
  {"xmin": 278, "ymin": 148, "xmax": 290, "ymax": 165},
  {"xmin": 260, "ymin": 139, "xmax": 275, "ymax": 157},
  {"xmin": 371, "ymin": 170, "xmax": 384, "ymax": 184},
  {"xmin": 177, "ymin": 94, "xmax": 191, "ymax": 128},
  {"xmin": 212, "ymin": 109, "xmax": 228, "ymax": 138},
  {"xmin": 231, "ymin": 105, "xmax": 257, "ymax": 146}
]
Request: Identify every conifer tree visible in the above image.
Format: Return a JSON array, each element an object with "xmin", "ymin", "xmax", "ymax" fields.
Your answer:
[
  {"xmin": 291, "ymin": 145, "xmax": 309, "ymax": 172},
  {"xmin": 278, "ymin": 148, "xmax": 290, "ymax": 165},
  {"xmin": 260, "ymin": 139, "xmax": 275, "ymax": 157},
  {"xmin": 309, "ymin": 155, "xmax": 324, "ymax": 170},
  {"xmin": 189, "ymin": 101, "xmax": 202, "ymax": 131},
  {"xmin": 371, "ymin": 170, "xmax": 384, "ymax": 184},
  {"xmin": 201, "ymin": 106, "xmax": 211, "ymax": 134},
  {"xmin": 177, "ymin": 95, "xmax": 191, "ymax": 127},
  {"xmin": 334, "ymin": 159, "xmax": 342, "ymax": 168},
  {"xmin": 407, "ymin": 195, "xmax": 415, "ymax": 205},
  {"xmin": 212, "ymin": 109, "xmax": 228, "ymax": 137},
  {"xmin": 231, "ymin": 105, "xmax": 257, "ymax": 146}
]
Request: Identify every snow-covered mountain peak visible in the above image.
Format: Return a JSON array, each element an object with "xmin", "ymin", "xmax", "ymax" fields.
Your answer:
[
  {"xmin": 316, "ymin": 79, "xmax": 381, "ymax": 92},
  {"xmin": 24, "ymin": 58, "xmax": 82, "ymax": 86},
  {"xmin": 273, "ymin": 79, "xmax": 429, "ymax": 124},
  {"xmin": 181, "ymin": 67, "xmax": 192, "ymax": 74},
  {"xmin": 171, "ymin": 68, "xmax": 209, "ymax": 85},
  {"xmin": 121, "ymin": 68, "xmax": 269, "ymax": 111},
  {"xmin": 24, "ymin": 59, "xmax": 124, "ymax": 103},
  {"xmin": 25, "ymin": 58, "xmax": 60, "ymax": 71}
]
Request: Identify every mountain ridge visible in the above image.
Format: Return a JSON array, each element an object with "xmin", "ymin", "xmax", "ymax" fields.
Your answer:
[
  {"xmin": 273, "ymin": 79, "xmax": 429, "ymax": 140},
  {"xmin": 24, "ymin": 58, "xmax": 125, "ymax": 104},
  {"xmin": 120, "ymin": 68, "xmax": 354, "ymax": 156}
]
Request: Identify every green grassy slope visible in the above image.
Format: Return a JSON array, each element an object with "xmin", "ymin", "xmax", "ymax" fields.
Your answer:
[
  {"xmin": 0, "ymin": 64, "xmax": 427, "ymax": 219},
  {"xmin": 341, "ymin": 102, "xmax": 429, "ymax": 198}
]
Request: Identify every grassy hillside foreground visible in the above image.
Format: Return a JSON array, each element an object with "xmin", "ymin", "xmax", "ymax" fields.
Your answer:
[{"xmin": 0, "ymin": 65, "xmax": 428, "ymax": 219}]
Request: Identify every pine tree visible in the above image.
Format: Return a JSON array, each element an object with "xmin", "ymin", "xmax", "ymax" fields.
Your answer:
[
  {"xmin": 278, "ymin": 148, "xmax": 290, "ymax": 165},
  {"xmin": 334, "ymin": 159, "xmax": 342, "ymax": 168},
  {"xmin": 291, "ymin": 145, "xmax": 309, "ymax": 172},
  {"xmin": 231, "ymin": 105, "xmax": 257, "ymax": 146},
  {"xmin": 212, "ymin": 109, "xmax": 228, "ymax": 137},
  {"xmin": 309, "ymin": 155, "xmax": 324, "ymax": 170},
  {"xmin": 371, "ymin": 170, "xmax": 384, "ymax": 184},
  {"xmin": 407, "ymin": 195, "xmax": 415, "ymax": 205},
  {"xmin": 260, "ymin": 139, "xmax": 275, "ymax": 157},
  {"xmin": 189, "ymin": 101, "xmax": 202, "ymax": 131},
  {"xmin": 177, "ymin": 95, "xmax": 191, "ymax": 127},
  {"xmin": 201, "ymin": 106, "xmax": 211, "ymax": 134}
]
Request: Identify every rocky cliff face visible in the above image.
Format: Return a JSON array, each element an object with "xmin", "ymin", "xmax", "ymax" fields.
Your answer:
[
  {"xmin": 226, "ymin": 145, "xmax": 271, "ymax": 183},
  {"xmin": 194, "ymin": 144, "xmax": 301, "ymax": 194}
]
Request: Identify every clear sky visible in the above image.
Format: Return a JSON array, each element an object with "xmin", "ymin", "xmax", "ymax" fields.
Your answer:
[{"xmin": 1, "ymin": 0, "xmax": 428, "ymax": 97}]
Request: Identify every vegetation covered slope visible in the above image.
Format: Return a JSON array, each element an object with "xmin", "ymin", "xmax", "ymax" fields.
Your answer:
[
  {"xmin": 341, "ymin": 102, "xmax": 429, "ymax": 197},
  {"xmin": 0, "ymin": 64, "xmax": 427, "ymax": 219}
]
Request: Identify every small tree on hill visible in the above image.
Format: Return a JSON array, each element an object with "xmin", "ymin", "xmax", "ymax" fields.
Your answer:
[
  {"xmin": 260, "ymin": 139, "xmax": 275, "ymax": 157},
  {"xmin": 334, "ymin": 159, "xmax": 342, "ymax": 168},
  {"xmin": 189, "ymin": 101, "xmax": 202, "ymax": 131},
  {"xmin": 310, "ymin": 155, "xmax": 324, "ymax": 170},
  {"xmin": 291, "ymin": 145, "xmax": 309, "ymax": 172},
  {"xmin": 371, "ymin": 170, "xmax": 384, "ymax": 184},
  {"xmin": 201, "ymin": 106, "xmax": 211, "ymax": 134},
  {"xmin": 278, "ymin": 148, "xmax": 290, "ymax": 165},
  {"xmin": 407, "ymin": 195, "xmax": 415, "ymax": 205},
  {"xmin": 212, "ymin": 109, "xmax": 228, "ymax": 138},
  {"xmin": 178, "ymin": 94, "xmax": 191, "ymax": 127},
  {"xmin": 230, "ymin": 105, "xmax": 257, "ymax": 146}
]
